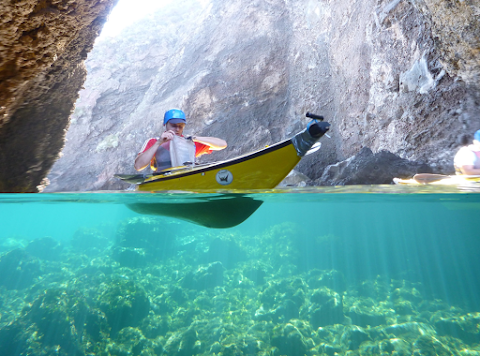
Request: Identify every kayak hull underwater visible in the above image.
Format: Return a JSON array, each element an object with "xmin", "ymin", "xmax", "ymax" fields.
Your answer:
[
  {"xmin": 127, "ymin": 194, "xmax": 264, "ymax": 229},
  {"xmin": 393, "ymin": 173, "xmax": 480, "ymax": 185}
]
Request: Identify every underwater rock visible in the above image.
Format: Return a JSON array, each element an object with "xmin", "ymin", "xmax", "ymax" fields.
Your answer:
[
  {"xmin": 321, "ymin": 343, "xmax": 343, "ymax": 356},
  {"xmin": 209, "ymin": 341, "xmax": 222, "ymax": 354},
  {"xmin": 168, "ymin": 285, "xmax": 189, "ymax": 305},
  {"xmin": 260, "ymin": 277, "xmax": 306, "ymax": 309},
  {"xmin": 413, "ymin": 335, "xmax": 453, "ymax": 356},
  {"xmin": 419, "ymin": 299, "xmax": 451, "ymax": 313},
  {"xmin": 339, "ymin": 325, "xmax": 372, "ymax": 351},
  {"xmin": 357, "ymin": 277, "xmax": 391, "ymax": 300},
  {"xmin": 71, "ymin": 228, "xmax": 111, "ymax": 256},
  {"xmin": 150, "ymin": 294, "xmax": 175, "ymax": 316},
  {"xmin": 240, "ymin": 335, "xmax": 264, "ymax": 355},
  {"xmin": 140, "ymin": 314, "xmax": 169, "ymax": 339},
  {"xmin": 26, "ymin": 289, "xmax": 87, "ymax": 355},
  {"xmin": 316, "ymin": 326, "xmax": 335, "ymax": 342},
  {"xmin": 163, "ymin": 327, "xmax": 199, "ymax": 356},
  {"xmin": 25, "ymin": 236, "xmax": 63, "ymax": 261},
  {"xmin": 243, "ymin": 265, "xmax": 267, "ymax": 285},
  {"xmin": 257, "ymin": 299, "xmax": 302, "ymax": 323},
  {"xmin": 374, "ymin": 322, "xmax": 437, "ymax": 339},
  {"xmin": 254, "ymin": 305, "xmax": 273, "ymax": 322},
  {"xmin": 3, "ymin": 207, "xmax": 480, "ymax": 356},
  {"xmin": 203, "ymin": 238, "xmax": 247, "ymax": 269},
  {"xmin": 257, "ymin": 278, "xmax": 306, "ymax": 324},
  {"xmin": 178, "ymin": 327, "xmax": 200, "ymax": 355},
  {"xmin": 113, "ymin": 246, "xmax": 148, "ymax": 268},
  {"xmin": 223, "ymin": 343, "xmax": 244, "ymax": 356},
  {"xmin": 75, "ymin": 257, "xmax": 114, "ymax": 279},
  {"xmin": 98, "ymin": 279, "xmax": 150, "ymax": 337},
  {"xmin": 115, "ymin": 217, "xmax": 176, "ymax": 262},
  {"xmin": 0, "ymin": 236, "xmax": 29, "ymax": 253},
  {"xmin": 274, "ymin": 299, "xmax": 300, "ymax": 322},
  {"xmin": 392, "ymin": 283, "xmax": 423, "ymax": 304},
  {"xmin": 0, "ymin": 248, "xmax": 41, "ymax": 289},
  {"xmin": 84, "ymin": 309, "xmax": 109, "ymax": 342},
  {"xmin": 308, "ymin": 269, "xmax": 347, "ymax": 294},
  {"xmin": 0, "ymin": 323, "xmax": 29, "ymax": 356},
  {"xmin": 433, "ymin": 313, "xmax": 480, "ymax": 345},
  {"xmin": 308, "ymin": 288, "xmax": 344, "ymax": 328},
  {"xmin": 182, "ymin": 261, "xmax": 225, "ymax": 290},
  {"xmin": 311, "ymin": 287, "xmax": 340, "ymax": 305},
  {"xmin": 389, "ymin": 338, "xmax": 413, "ymax": 355},
  {"xmin": 347, "ymin": 307, "xmax": 387, "ymax": 328},
  {"xmin": 272, "ymin": 323, "xmax": 309, "ymax": 356},
  {"xmin": 106, "ymin": 326, "xmax": 164, "ymax": 356},
  {"xmin": 343, "ymin": 291, "xmax": 394, "ymax": 329},
  {"xmin": 359, "ymin": 339, "xmax": 396, "ymax": 355},
  {"xmin": 394, "ymin": 299, "xmax": 417, "ymax": 316},
  {"xmin": 0, "ymin": 289, "xmax": 91, "ymax": 356}
]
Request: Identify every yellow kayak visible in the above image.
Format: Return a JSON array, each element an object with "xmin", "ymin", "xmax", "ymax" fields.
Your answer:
[
  {"xmin": 116, "ymin": 116, "xmax": 330, "ymax": 192},
  {"xmin": 393, "ymin": 173, "xmax": 480, "ymax": 185}
]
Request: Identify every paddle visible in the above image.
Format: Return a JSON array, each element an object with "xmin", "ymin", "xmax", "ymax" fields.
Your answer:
[
  {"xmin": 413, "ymin": 173, "xmax": 480, "ymax": 184},
  {"xmin": 114, "ymin": 173, "xmax": 150, "ymax": 184},
  {"xmin": 114, "ymin": 170, "xmax": 180, "ymax": 184},
  {"xmin": 413, "ymin": 173, "xmax": 451, "ymax": 184}
]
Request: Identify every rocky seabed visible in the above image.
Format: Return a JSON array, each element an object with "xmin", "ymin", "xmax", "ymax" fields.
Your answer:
[{"xmin": 0, "ymin": 217, "xmax": 479, "ymax": 356}]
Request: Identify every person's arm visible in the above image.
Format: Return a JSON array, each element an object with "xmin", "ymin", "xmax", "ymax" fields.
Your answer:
[
  {"xmin": 134, "ymin": 131, "xmax": 176, "ymax": 171},
  {"xmin": 192, "ymin": 136, "xmax": 227, "ymax": 151},
  {"xmin": 459, "ymin": 165, "xmax": 480, "ymax": 175},
  {"xmin": 134, "ymin": 140, "xmax": 161, "ymax": 171}
]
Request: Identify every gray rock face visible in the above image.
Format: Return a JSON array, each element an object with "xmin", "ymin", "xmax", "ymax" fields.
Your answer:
[
  {"xmin": 45, "ymin": 0, "xmax": 480, "ymax": 191},
  {"xmin": 317, "ymin": 147, "xmax": 433, "ymax": 186}
]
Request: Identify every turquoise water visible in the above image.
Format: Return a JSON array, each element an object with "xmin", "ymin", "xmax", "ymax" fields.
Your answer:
[{"xmin": 0, "ymin": 187, "xmax": 479, "ymax": 355}]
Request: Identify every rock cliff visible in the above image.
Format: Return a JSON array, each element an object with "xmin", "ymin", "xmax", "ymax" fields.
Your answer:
[
  {"xmin": 0, "ymin": 0, "xmax": 117, "ymax": 192},
  {"xmin": 2, "ymin": 0, "xmax": 479, "ymax": 192},
  {"xmin": 46, "ymin": 0, "xmax": 480, "ymax": 191}
]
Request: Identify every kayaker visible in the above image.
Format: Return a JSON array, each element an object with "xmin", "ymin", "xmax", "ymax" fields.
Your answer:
[
  {"xmin": 454, "ymin": 129, "xmax": 480, "ymax": 175},
  {"xmin": 134, "ymin": 109, "xmax": 227, "ymax": 172}
]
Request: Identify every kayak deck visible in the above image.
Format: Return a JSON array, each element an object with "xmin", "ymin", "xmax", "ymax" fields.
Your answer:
[{"xmin": 394, "ymin": 174, "xmax": 480, "ymax": 185}]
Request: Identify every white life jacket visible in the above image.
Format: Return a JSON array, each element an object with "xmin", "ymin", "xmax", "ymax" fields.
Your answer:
[{"xmin": 170, "ymin": 135, "xmax": 196, "ymax": 167}]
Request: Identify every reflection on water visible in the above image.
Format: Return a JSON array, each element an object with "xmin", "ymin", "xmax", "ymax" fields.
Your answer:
[{"xmin": 0, "ymin": 186, "xmax": 479, "ymax": 355}]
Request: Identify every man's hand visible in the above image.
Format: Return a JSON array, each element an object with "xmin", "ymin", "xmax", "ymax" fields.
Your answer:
[{"xmin": 161, "ymin": 130, "xmax": 175, "ymax": 142}]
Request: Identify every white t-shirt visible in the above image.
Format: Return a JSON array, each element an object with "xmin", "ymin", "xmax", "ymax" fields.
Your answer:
[{"xmin": 454, "ymin": 145, "xmax": 480, "ymax": 170}]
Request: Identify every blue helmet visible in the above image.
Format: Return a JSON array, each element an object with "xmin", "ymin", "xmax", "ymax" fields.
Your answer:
[
  {"xmin": 164, "ymin": 109, "xmax": 186, "ymax": 125},
  {"xmin": 474, "ymin": 129, "xmax": 480, "ymax": 142}
]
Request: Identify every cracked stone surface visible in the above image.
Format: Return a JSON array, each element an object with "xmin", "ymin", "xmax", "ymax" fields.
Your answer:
[
  {"xmin": 1, "ymin": 0, "xmax": 479, "ymax": 191},
  {"xmin": 46, "ymin": 0, "xmax": 480, "ymax": 191},
  {"xmin": 0, "ymin": 0, "xmax": 117, "ymax": 192}
]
